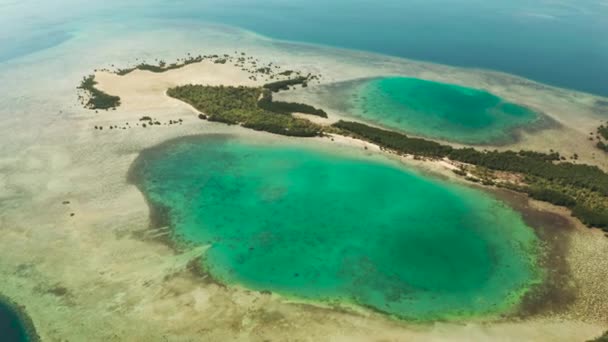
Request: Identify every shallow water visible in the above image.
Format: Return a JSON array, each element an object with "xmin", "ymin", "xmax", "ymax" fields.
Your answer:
[
  {"xmin": 0, "ymin": 301, "xmax": 30, "ymax": 342},
  {"xmin": 347, "ymin": 77, "xmax": 541, "ymax": 144},
  {"xmin": 133, "ymin": 135, "xmax": 542, "ymax": 320}
]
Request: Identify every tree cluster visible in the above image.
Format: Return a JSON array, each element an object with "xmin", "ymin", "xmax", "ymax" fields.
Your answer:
[
  {"xmin": 257, "ymin": 91, "xmax": 327, "ymax": 117},
  {"xmin": 167, "ymin": 84, "xmax": 322, "ymax": 137},
  {"xmin": 116, "ymin": 55, "xmax": 209, "ymax": 76},
  {"xmin": 78, "ymin": 75, "xmax": 121, "ymax": 110},
  {"xmin": 263, "ymin": 76, "xmax": 309, "ymax": 92},
  {"xmin": 596, "ymin": 124, "xmax": 608, "ymax": 152}
]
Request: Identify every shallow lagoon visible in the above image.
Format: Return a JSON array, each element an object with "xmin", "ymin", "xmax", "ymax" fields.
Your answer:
[
  {"xmin": 132, "ymin": 135, "xmax": 542, "ymax": 320},
  {"xmin": 347, "ymin": 77, "xmax": 541, "ymax": 144}
]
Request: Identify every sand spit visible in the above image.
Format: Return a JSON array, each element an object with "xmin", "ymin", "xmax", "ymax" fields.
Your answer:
[
  {"xmin": 93, "ymin": 60, "xmax": 262, "ymax": 114},
  {"xmin": 1, "ymin": 27, "xmax": 607, "ymax": 340}
]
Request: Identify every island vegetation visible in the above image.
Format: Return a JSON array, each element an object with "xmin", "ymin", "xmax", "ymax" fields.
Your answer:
[
  {"xmin": 595, "ymin": 123, "xmax": 608, "ymax": 152},
  {"xmin": 263, "ymin": 76, "xmax": 309, "ymax": 92},
  {"xmin": 77, "ymin": 75, "xmax": 121, "ymax": 110},
  {"xmin": 110, "ymin": 53, "xmax": 322, "ymax": 87},
  {"xmin": 258, "ymin": 90, "xmax": 327, "ymax": 117},
  {"xmin": 588, "ymin": 331, "xmax": 608, "ymax": 342},
  {"xmin": 167, "ymin": 85, "xmax": 322, "ymax": 137},
  {"xmin": 115, "ymin": 55, "xmax": 208, "ymax": 75}
]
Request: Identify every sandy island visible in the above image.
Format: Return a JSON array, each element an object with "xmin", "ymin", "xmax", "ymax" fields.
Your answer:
[{"xmin": 1, "ymin": 38, "xmax": 607, "ymax": 341}]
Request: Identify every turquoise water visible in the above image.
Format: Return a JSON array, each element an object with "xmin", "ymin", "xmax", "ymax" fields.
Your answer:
[
  {"xmin": 2, "ymin": 0, "xmax": 607, "ymax": 95},
  {"xmin": 347, "ymin": 77, "xmax": 541, "ymax": 144},
  {"xmin": 0, "ymin": 301, "xmax": 30, "ymax": 342},
  {"xmin": 132, "ymin": 135, "xmax": 542, "ymax": 320}
]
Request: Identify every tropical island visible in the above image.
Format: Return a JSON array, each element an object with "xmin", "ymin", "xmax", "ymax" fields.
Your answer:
[{"xmin": 6, "ymin": 50, "xmax": 603, "ymax": 341}]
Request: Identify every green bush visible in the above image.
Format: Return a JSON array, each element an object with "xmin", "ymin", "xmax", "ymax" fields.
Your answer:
[
  {"xmin": 263, "ymin": 77, "xmax": 308, "ymax": 92},
  {"xmin": 78, "ymin": 75, "xmax": 121, "ymax": 110},
  {"xmin": 258, "ymin": 91, "xmax": 327, "ymax": 117}
]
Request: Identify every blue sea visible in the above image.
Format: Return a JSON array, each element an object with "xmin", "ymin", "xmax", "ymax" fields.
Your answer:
[{"xmin": 1, "ymin": 0, "xmax": 606, "ymax": 96}]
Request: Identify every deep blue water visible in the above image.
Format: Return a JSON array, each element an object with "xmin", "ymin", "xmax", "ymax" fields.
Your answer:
[
  {"xmin": 184, "ymin": 0, "xmax": 608, "ymax": 96},
  {"xmin": 1, "ymin": 0, "xmax": 607, "ymax": 95},
  {"xmin": 0, "ymin": 301, "xmax": 29, "ymax": 342}
]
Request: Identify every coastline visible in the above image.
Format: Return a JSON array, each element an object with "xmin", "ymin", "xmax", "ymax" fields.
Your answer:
[{"xmin": 0, "ymin": 24, "xmax": 607, "ymax": 340}]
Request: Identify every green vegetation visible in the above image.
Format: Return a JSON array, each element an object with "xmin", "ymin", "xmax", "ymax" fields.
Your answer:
[
  {"xmin": 258, "ymin": 90, "xmax": 327, "ymax": 117},
  {"xmin": 598, "ymin": 124, "xmax": 608, "ymax": 140},
  {"xmin": 263, "ymin": 76, "xmax": 309, "ymax": 92},
  {"xmin": 526, "ymin": 186, "xmax": 576, "ymax": 207},
  {"xmin": 333, "ymin": 120, "xmax": 608, "ymax": 230},
  {"xmin": 333, "ymin": 121, "xmax": 453, "ymax": 157},
  {"xmin": 596, "ymin": 123, "xmax": 608, "ymax": 152},
  {"xmin": 116, "ymin": 55, "xmax": 205, "ymax": 75},
  {"xmin": 167, "ymin": 85, "xmax": 322, "ymax": 137},
  {"xmin": 77, "ymin": 75, "xmax": 121, "ymax": 110},
  {"xmin": 588, "ymin": 331, "xmax": 608, "ymax": 342}
]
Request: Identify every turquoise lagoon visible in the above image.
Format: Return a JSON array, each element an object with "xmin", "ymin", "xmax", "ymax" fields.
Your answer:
[
  {"xmin": 345, "ymin": 77, "xmax": 541, "ymax": 144},
  {"xmin": 131, "ymin": 135, "xmax": 543, "ymax": 320}
]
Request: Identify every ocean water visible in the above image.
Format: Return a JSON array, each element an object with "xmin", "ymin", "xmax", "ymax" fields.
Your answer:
[
  {"xmin": 186, "ymin": 0, "xmax": 608, "ymax": 96},
  {"xmin": 0, "ymin": 301, "xmax": 29, "ymax": 342},
  {"xmin": 347, "ymin": 77, "xmax": 541, "ymax": 144},
  {"xmin": 1, "ymin": 0, "xmax": 607, "ymax": 95},
  {"xmin": 132, "ymin": 135, "xmax": 542, "ymax": 320}
]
